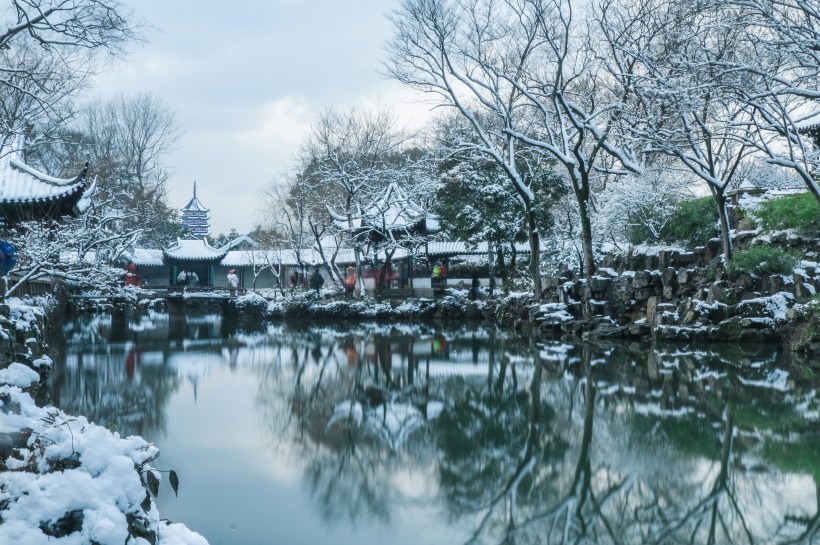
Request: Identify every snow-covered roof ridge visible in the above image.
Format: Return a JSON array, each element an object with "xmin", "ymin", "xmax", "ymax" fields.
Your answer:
[
  {"xmin": 218, "ymin": 234, "xmax": 259, "ymax": 252},
  {"xmin": 181, "ymin": 195, "xmax": 209, "ymax": 212},
  {"xmin": 362, "ymin": 182, "xmax": 429, "ymax": 229},
  {"xmin": 164, "ymin": 237, "xmax": 227, "ymax": 261},
  {"xmin": 795, "ymin": 110, "xmax": 820, "ymax": 131},
  {"xmin": 0, "ymin": 136, "xmax": 90, "ymax": 203},
  {"xmin": 131, "ymin": 248, "xmax": 165, "ymax": 266}
]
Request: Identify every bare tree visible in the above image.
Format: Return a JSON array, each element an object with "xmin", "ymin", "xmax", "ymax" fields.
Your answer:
[
  {"xmin": 597, "ymin": 0, "xmax": 757, "ymax": 264},
  {"xmin": 721, "ymin": 0, "xmax": 820, "ymax": 206},
  {"xmin": 0, "ymin": 0, "xmax": 137, "ymax": 147},
  {"xmin": 387, "ymin": 0, "xmax": 640, "ymax": 287},
  {"xmin": 0, "ymin": 47, "xmax": 85, "ymax": 152},
  {"xmin": 299, "ymin": 107, "xmax": 412, "ymax": 297},
  {"xmin": 0, "ymin": 0, "xmax": 133, "ymax": 51},
  {"xmin": 262, "ymin": 175, "xmax": 313, "ymax": 282},
  {"xmin": 35, "ymin": 93, "xmax": 184, "ymax": 248},
  {"xmin": 386, "ymin": 0, "xmax": 552, "ymax": 289}
]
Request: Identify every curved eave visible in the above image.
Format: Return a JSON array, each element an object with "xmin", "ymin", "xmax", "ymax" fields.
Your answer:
[
  {"xmin": 163, "ymin": 255, "xmax": 226, "ymax": 262},
  {"xmin": 0, "ymin": 180, "xmax": 87, "ymax": 205},
  {"xmin": 0, "ymin": 162, "xmax": 89, "ymax": 205},
  {"xmin": 181, "ymin": 196, "xmax": 209, "ymax": 213},
  {"xmin": 9, "ymin": 157, "xmax": 86, "ymax": 186}
]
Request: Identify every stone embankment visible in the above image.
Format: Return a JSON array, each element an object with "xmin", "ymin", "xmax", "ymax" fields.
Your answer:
[{"xmin": 514, "ymin": 245, "xmax": 820, "ymax": 355}]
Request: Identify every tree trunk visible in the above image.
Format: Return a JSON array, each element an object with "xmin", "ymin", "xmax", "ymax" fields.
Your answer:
[
  {"xmin": 713, "ymin": 190, "xmax": 733, "ymax": 266},
  {"xmin": 378, "ymin": 250, "xmax": 395, "ymax": 288},
  {"xmin": 496, "ymin": 247, "xmax": 509, "ymax": 294},
  {"xmin": 578, "ymin": 195, "xmax": 596, "ymax": 279},
  {"xmin": 524, "ymin": 201, "xmax": 543, "ymax": 298},
  {"xmin": 353, "ymin": 247, "xmax": 367, "ymax": 298}
]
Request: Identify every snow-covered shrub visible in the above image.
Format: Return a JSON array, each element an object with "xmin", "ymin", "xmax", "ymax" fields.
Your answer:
[
  {"xmin": 0, "ymin": 387, "xmax": 205, "ymax": 545},
  {"xmin": 592, "ymin": 170, "xmax": 694, "ymax": 249}
]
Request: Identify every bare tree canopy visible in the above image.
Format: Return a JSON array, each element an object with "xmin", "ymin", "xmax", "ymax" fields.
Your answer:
[
  {"xmin": 0, "ymin": 0, "xmax": 138, "ymax": 149},
  {"xmin": 0, "ymin": 0, "xmax": 134, "ymax": 52},
  {"xmin": 385, "ymin": 0, "xmax": 642, "ymax": 284}
]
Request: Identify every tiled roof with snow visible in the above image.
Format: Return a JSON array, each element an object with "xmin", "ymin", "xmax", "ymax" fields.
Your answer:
[
  {"xmin": 0, "ymin": 139, "xmax": 89, "ymax": 204},
  {"xmin": 221, "ymin": 249, "xmax": 285, "ymax": 267},
  {"xmin": 136, "ymin": 241, "xmax": 533, "ymax": 269},
  {"xmin": 426, "ymin": 241, "xmax": 531, "ymax": 256},
  {"xmin": 796, "ymin": 111, "xmax": 820, "ymax": 131},
  {"xmin": 363, "ymin": 182, "xmax": 426, "ymax": 230},
  {"xmin": 181, "ymin": 196, "xmax": 208, "ymax": 212},
  {"xmin": 219, "ymin": 234, "xmax": 259, "ymax": 252},
  {"xmin": 163, "ymin": 238, "xmax": 226, "ymax": 261},
  {"xmin": 220, "ymin": 247, "xmax": 360, "ymax": 267},
  {"xmin": 329, "ymin": 183, "xmax": 439, "ymax": 234},
  {"xmin": 131, "ymin": 248, "xmax": 165, "ymax": 266}
]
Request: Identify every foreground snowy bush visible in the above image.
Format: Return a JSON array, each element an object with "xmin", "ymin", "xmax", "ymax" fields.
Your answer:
[
  {"xmin": 1, "ymin": 297, "xmax": 207, "ymax": 545},
  {"xmin": 0, "ymin": 385, "xmax": 208, "ymax": 545}
]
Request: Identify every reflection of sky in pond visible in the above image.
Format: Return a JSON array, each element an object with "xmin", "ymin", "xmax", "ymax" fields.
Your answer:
[{"xmin": 48, "ymin": 313, "xmax": 820, "ymax": 545}]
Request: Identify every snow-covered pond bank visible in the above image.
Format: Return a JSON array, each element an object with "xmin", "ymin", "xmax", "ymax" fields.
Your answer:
[
  {"xmin": 0, "ymin": 299, "xmax": 207, "ymax": 545},
  {"xmin": 36, "ymin": 311, "xmax": 820, "ymax": 545}
]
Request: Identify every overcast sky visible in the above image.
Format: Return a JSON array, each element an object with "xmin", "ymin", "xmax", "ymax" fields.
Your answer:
[{"xmin": 90, "ymin": 0, "xmax": 431, "ymax": 236}]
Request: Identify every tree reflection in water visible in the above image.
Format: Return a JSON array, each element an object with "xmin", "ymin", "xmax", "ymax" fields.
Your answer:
[
  {"xmin": 255, "ymin": 324, "xmax": 818, "ymax": 545},
  {"xmin": 50, "ymin": 314, "xmax": 819, "ymax": 544}
]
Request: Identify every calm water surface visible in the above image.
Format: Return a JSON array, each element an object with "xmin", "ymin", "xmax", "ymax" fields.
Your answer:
[{"xmin": 47, "ymin": 311, "xmax": 819, "ymax": 545}]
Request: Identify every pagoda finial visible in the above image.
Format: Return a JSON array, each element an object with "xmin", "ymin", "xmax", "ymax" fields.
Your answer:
[{"xmin": 193, "ymin": 180, "xmax": 197, "ymax": 199}]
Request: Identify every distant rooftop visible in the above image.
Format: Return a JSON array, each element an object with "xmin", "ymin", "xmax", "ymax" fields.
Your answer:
[{"xmin": 163, "ymin": 237, "xmax": 226, "ymax": 261}]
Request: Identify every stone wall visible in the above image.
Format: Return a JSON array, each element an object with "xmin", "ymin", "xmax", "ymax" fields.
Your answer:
[{"xmin": 529, "ymin": 247, "xmax": 820, "ymax": 351}]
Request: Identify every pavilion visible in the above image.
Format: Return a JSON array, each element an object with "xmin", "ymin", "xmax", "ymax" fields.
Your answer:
[
  {"xmin": 796, "ymin": 111, "xmax": 820, "ymax": 149},
  {"xmin": 328, "ymin": 182, "xmax": 439, "ymax": 246},
  {"xmin": 163, "ymin": 237, "xmax": 228, "ymax": 287}
]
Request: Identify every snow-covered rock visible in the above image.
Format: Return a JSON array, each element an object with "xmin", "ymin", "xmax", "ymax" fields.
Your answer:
[
  {"xmin": 0, "ymin": 362, "xmax": 40, "ymax": 388},
  {"xmin": 0, "ymin": 386, "xmax": 208, "ymax": 545}
]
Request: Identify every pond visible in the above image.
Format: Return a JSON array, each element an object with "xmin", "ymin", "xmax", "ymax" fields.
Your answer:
[{"xmin": 46, "ymin": 311, "xmax": 819, "ymax": 545}]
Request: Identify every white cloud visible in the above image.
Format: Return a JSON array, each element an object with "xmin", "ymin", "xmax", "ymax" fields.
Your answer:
[{"xmin": 86, "ymin": 0, "xmax": 437, "ymax": 236}]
